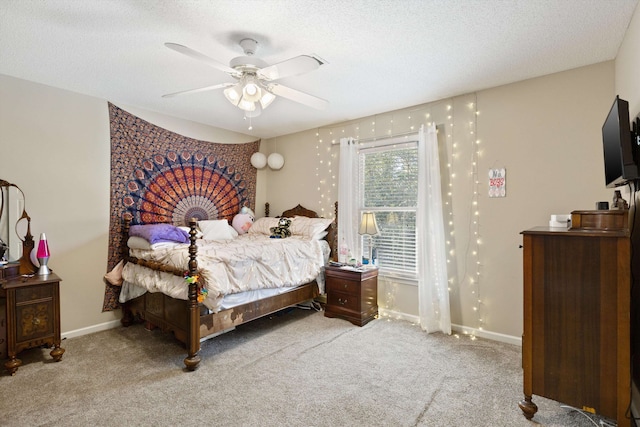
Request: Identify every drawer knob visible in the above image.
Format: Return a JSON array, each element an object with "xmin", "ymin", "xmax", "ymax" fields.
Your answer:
[{"xmin": 338, "ymin": 298, "xmax": 347, "ymax": 305}]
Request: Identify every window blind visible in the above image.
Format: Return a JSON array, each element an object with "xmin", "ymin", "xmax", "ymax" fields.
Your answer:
[{"xmin": 360, "ymin": 144, "xmax": 418, "ymax": 277}]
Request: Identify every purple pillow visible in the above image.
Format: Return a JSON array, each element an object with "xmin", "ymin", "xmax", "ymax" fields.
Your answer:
[{"xmin": 129, "ymin": 223, "xmax": 189, "ymax": 244}]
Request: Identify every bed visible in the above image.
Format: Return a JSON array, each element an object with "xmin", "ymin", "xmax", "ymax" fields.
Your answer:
[{"xmin": 119, "ymin": 203, "xmax": 337, "ymax": 371}]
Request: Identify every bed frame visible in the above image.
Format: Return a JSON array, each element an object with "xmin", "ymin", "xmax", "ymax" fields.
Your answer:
[{"xmin": 120, "ymin": 203, "xmax": 337, "ymax": 371}]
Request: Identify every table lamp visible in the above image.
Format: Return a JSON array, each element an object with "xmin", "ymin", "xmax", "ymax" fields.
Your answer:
[
  {"xmin": 359, "ymin": 212, "xmax": 380, "ymax": 265},
  {"xmin": 37, "ymin": 233, "xmax": 51, "ymax": 275}
]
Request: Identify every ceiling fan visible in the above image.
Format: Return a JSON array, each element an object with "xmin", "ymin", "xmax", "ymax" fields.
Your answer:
[{"xmin": 162, "ymin": 38, "xmax": 329, "ymax": 117}]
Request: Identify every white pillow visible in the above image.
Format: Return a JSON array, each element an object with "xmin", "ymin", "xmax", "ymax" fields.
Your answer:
[
  {"xmin": 291, "ymin": 217, "xmax": 334, "ymax": 240},
  {"xmin": 178, "ymin": 226, "xmax": 204, "ymax": 239},
  {"xmin": 198, "ymin": 219, "xmax": 238, "ymax": 241},
  {"xmin": 248, "ymin": 217, "xmax": 279, "ymax": 235},
  {"xmin": 127, "ymin": 236, "xmax": 182, "ymax": 250},
  {"xmin": 315, "ymin": 231, "xmax": 329, "ymax": 240}
]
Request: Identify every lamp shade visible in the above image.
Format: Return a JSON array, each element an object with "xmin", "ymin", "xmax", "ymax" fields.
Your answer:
[
  {"xmin": 267, "ymin": 153, "xmax": 285, "ymax": 170},
  {"xmin": 223, "ymin": 84, "xmax": 242, "ymax": 105},
  {"xmin": 244, "ymin": 103, "xmax": 262, "ymax": 118},
  {"xmin": 250, "ymin": 152, "xmax": 267, "ymax": 169},
  {"xmin": 359, "ymin": 212, "xmax": 380, "ymax": 236},
  {"xmin": 237, "ymin": 98, "xmax": 256, "ymax": 112},
  {"xmin": 260, "ymin": 91, "xmax": 276, "ymax": 109}
]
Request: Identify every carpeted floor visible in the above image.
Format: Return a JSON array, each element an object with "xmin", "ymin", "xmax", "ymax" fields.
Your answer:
[{"xmin": 0, "ymin": 308, "xmax": 617, "ymax": 426}]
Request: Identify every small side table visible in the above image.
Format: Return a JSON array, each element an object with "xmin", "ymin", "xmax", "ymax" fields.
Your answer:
[
  {"xmin": 1, "ymin": 272, "xmax": 64, "ymax": 375},
  {"xmin": 324, "ymin": 265, "xmax": 378, "ymax": 326}
]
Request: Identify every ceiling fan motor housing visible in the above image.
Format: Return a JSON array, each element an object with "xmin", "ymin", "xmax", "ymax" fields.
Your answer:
[
  {"xmin": 230, "ymin": 56, "xmax": 267, "ymax": 71},
  {"xmin": 229, "ymin": 38, "xmax": 268, "ymax": 71}
]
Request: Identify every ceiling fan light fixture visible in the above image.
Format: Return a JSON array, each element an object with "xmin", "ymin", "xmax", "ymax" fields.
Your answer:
[
  {"xmin": 260, "ymin": 91, "xmax": 276, "ymax": 109},
  {"xmin": 242, "ymin": 82, "xmax": 262, "ymax": 102},
  {"xmin": 238, "ymin": 98, "xmax": 256, "ymax": 112},
  {"xmin": 244, "ymin": 104, "xmax": 262, "ymax": 118},
  {"xmin": 223, "ymin": 84, "xmax": 242, "ymax": 105}
]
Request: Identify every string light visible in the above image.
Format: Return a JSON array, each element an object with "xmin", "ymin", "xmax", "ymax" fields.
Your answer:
[
  {"xmin": 468, "ymin": 96, "xmax": 483, "ymax": 338},
  {"xmin": 442, "ymin": 95, "xmax": 483, "ymax": 340},
  {"xmin": 315, "ymin": 128, "xmax": 337, "ymax": 219},
  {"xmin": 310, "ymin": 96, "xmax": 482, "ymax": 338}
]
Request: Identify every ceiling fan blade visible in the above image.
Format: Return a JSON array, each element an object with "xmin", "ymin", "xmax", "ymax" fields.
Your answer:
[
  {"xmin": 268, "ymin": 83, "xmax": 329, "ymax": 110},
  {"xmin": 258, "ymin": 55, "xmax": 325, "ymax": 81},
  {"xmin": 165, "ymin": 42, "xmax": 240, "ymax": 76},
  {"xmin": 162, "ymin": 82, "xmax": 234, "ymax": 98}
]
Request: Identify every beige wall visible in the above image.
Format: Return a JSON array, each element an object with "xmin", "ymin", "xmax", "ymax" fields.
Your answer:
[
  {"xmin": 0, "ymin": 74, "xmax": 254, "ymax": 335},
  {"xmin": 476, "ymin": 62, "xmax": 614, "ymax": 338},
  {"xmin": 616, "ymin": 0, "xmax": 640, "ymax": 114},
  {"xmin": 263, "ymin": 62, "xmax": 616, "ymax": 340}
]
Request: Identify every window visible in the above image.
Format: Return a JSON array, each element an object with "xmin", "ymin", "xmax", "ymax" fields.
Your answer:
[{"xmin": 359, "ymin": 139, "xmax": 418, "ymax": 278}]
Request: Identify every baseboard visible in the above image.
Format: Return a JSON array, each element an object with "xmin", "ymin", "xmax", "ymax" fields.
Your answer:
[
  {"xmin": 451, "ymin": 323, "xmax": 522, "ymax": 346},
  {"xmin": 378, "ymin": 308, "xmax": 521, "ymax": 346},
  {"xmin": 378, "ymin": 307, "xmax": 420, "ymax": 324},
  {"xmin": 62, "ymin": 319, "xmax": 122, "ymax": 340}
]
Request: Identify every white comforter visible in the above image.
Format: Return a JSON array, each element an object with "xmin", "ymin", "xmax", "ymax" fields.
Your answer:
[{"xmin": 121, "ymin": 233, "xmax": 330, "ymax": 312}]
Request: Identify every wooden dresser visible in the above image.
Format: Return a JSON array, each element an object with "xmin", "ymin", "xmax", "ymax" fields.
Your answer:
[
  {"xmin": 0, "ymin": 263, "xmax": 18, "ymax": 362},
  {"xmin": 1, "ymin": 265, "xmax": 64, "ymax": 375},
  {"xmin": 519, "ymin": 210, "xmax": 630, "ymax": 426},
  {"xmin": 324, "ymin": 265, "xmax": 378, "ymax": 326}
]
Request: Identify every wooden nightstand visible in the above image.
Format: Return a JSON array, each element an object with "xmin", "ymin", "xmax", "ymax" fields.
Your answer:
[
  {"xmin": 1, "ymin": 272, "xmax": 64, "ymax": 375},
  {"xmin": 324, "ymin": 265, "xmax": 378, "ymax": 326}
]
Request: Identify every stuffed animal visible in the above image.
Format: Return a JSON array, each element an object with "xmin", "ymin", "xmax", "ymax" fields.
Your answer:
[
  {"xmin": 240, "ymin": 206, "xmax": 255, "ymax": 219},
  {"xmin": 270, "ymin": 217, "xmax": 292, "ymax": 239},
  {"xmin": 232, "ymin": 206, "xmax": 256, "ymax": 234},
  {"xmin": 232, "ymin": 213, "xmax": 254, "ymax": 234}
]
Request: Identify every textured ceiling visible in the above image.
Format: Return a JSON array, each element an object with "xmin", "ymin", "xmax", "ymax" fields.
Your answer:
[{"xmin": 1, "ymin": 0, "xmax": 638, "ymax": 138}]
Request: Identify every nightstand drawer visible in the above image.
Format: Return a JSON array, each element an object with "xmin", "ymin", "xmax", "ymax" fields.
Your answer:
[
  {"xmin": 326, "ymin": 277, "xmax": 360, "ymax": 295},
  {"xmin": 326, "ymin": 290, "xmax": 360, "ymax": 312},
  {"xmin": 16, "ymin": 285, "xmax": 53, "ymax": 303}
]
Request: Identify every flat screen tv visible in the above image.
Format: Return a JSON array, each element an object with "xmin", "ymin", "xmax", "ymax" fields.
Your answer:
[{"xmin": 602, "ymin": 95, "xmax": 637, "ymax": 188}]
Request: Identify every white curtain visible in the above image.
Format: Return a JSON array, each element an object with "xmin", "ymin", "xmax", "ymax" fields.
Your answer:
[
  {"xmin": 338, "ymin": 137, "xmax": 360, "ymax": 262},
  {"xmin": 417, "ymin": 124, "xmax": 451, "ymax": 334}
]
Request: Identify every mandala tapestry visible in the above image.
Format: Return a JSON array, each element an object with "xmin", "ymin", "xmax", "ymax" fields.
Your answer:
[{"xmin": 103, "ymin": 103, "xmax": 259, "ymax": 311}]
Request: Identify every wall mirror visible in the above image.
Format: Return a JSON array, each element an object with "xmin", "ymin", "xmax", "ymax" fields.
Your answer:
[
  {"xmin": 1, "ymin": 183, "xmax": 23, "ymax": 261},
  {"xmin": 1, "ymin": 179, "xmax": 37, "ymax": 274}
]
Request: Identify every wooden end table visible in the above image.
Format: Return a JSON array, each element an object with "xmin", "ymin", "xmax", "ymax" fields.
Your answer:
[{"xmin": 1, "ymin": 271, "xmax": 64, "ymax": 375}]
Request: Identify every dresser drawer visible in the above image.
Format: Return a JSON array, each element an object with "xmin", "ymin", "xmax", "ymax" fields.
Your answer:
[
  {"xmin": 16, "ymin": 301, "xmax": 55, "ymax": 341},
  {"xmin": 326, "ymin": 277, "xmax": 360, "ymax": 295},
  {"xmin": 326, "ymin": 290, "xmax": 360, "ymax": 312},
  {"xmin": 16, "ymin": 284, "xmax": 54, "ymax": 303},
  {"xmin": 0, "ymin": 298, "xmax": 6, "ymax": 361}
]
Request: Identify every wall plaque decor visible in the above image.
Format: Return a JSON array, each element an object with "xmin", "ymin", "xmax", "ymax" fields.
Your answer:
[{"xmin": 488, "ymin": 168, "xmax": 506, "ymax": 198}]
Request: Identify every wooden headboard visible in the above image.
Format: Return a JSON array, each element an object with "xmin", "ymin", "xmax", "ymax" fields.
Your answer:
[{"xmin": 278, "ymin": 203, "xmax": 338, "ymax": 262}]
